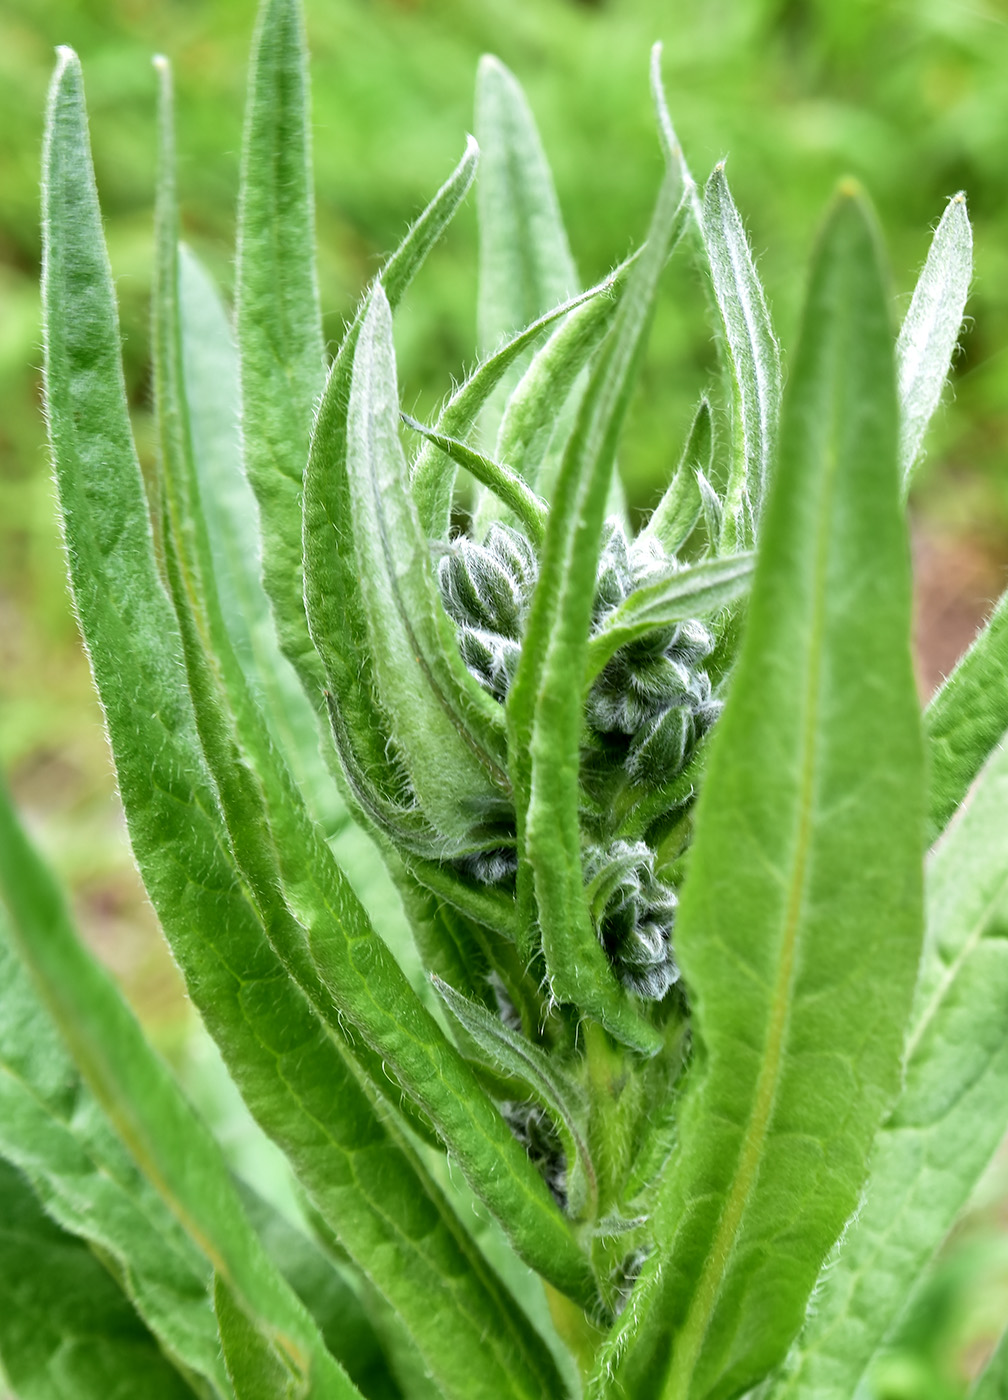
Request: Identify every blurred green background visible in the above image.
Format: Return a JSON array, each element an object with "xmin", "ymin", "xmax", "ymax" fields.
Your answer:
[{"xmin": 2, "ymin": 0, "xmax": 1008, "ymax": 1393}]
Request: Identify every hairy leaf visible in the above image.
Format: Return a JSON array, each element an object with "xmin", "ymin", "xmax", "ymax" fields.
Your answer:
[
  {"xmin": 897, "ymin": 192, "xmax": 972, "ymax": 492},
  {"xmin": 235, "ymin": 0, "xmax": 325, "ymax": 693},
  {"xmin": 924, "ymin": 584, "xmax": 1008, "ymax": 842},
  {"xmin": 0, "ymin": 1160, "xmax": 196, "ymax": 1400},
  {"xmin": 642, "ymin": 396, "xmax": 711, "ymax": 555},
  {"xmin": 765, "ymin": 736, "xmax": 1008, "ymax": 1400},
  {"xmin": 598, "ymin": 188, "xmax": 922, "ymax": 1400},
  {"xmin": 507, "ymin": 149, "xmax": 688, "ymax": 1054}
]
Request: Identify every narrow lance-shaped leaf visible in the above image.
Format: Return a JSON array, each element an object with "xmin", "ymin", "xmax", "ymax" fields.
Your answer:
[
  {"xmin": 0, "ymin": 1159, "xmax": 195, "ymax": 1400},
  {"xmin": 475, "ymin": 52, "xmax": 578, "ymax": 448},
  {"xmin": 970, "ymin": 1327, "xmax": 1008, "ymax": 1400},
  {"xmin": 508, "ymin": 154, "xmax": 689, "ymax": 1055},
  {"xmin": 0, "ymin": 891, "xmax": 230, "ymax": 1400},
  {"xmin": 923, "ymin": 583, "xmax": 1008, "ymax": 843},
  {"xmin": 898, "ymin": 192, "xmax": 972, "ymax": 493},
  {"xmin": 41, "ymin": 50, "xmax": 573, "ymax": 1400},
  {"xmin": 597, "ymin": 188, "xmax": 923, "ymax": 1400},
  {"xmin": 641, "ymin": 395, "xmax": 711, "ymax": 556},
  {"xmin": 346, "ymin": 285, "xmax": 509, "ymax": 839},
  {"xmin": 236, "ymin": 0, "xmax": 326, "ymax": 692},
  {"xmin": 702, "ymin": 163, "xmax": 782, "ymax": 551},
  {"xmin": 433, "ymin": 976, "xmax": 598, "ymax": 1220},
  {"xmin": 0, "ymin": 778, "xmax": 356, "ymax": 1399},
  {"xmin": 765, "ymin": 734, "xmax": 1008, "ymax": 1400},
  {"xmin": 585, "ymin": 552, "xmax": 756, "ymax": 682},
  {"xmin": 402, "ymin": 413, "xmax": 548, "ymax": 546},
  {"xmin": 412, "ymin": 264, "xmax": 626, "ymax": 540},
  {"xmin": 302, "ymin": 137, "xmax": 479, "ymax": 853}
]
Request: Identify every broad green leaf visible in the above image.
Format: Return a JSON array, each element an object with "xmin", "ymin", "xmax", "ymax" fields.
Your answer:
[
  {"xmin": 412, "ymin": 266, "xmax": 625, "ymax": 540},
  {"xmin": 584, "ymin": 552, "xmax": 756, "ymax": 682},
  {"xmin": 433, "ymin": 976, "xmax": 598, "ymax": 1219},
  {"xmin": 898, "ymin": 192, "xmax": 972, "ymax": 492},
  {"xmin": 346, "ymin": 285, "xmax": 508, "ymax": 839},
  {"xmin": 597, "ymin": 189, "xmax": 923, "ymax": 1400},
  {"xmin": 924, "ymin": 584, "xmax": 1008, "ymax": 842},
  {"xmin": 765, "ymin": 736, "xmax": 1008, "ymax": 1400},
  {"xmin": 235, "ymin": 0, "xmax": 325, "ymax": 694},
  {"xmin": 0, "ymin": 1160, "xmax": 196, "ymax": 1400},
  {"xmin": 302, "ymin": 139, "xmax": 479, "ymax": 856},
  {"xmin": 475, "ymin": 52, "xmax": 577, "ymax": 443},
  {"xmin": 701, "ymin": 164, "xmax": 782, "ymax": 551},
  {"xmin": 41, "ymin": 50, "xmax": 576, "ymax": 1400},
  {"xmin": 402, "ymin": 413, "xmax": 547, "ymax": 545},
  {"xmin": 0, "ymin": 893, "xmax": 229, "ymax": 1400},
  {"xmin": 0, "ymin": 776, "xmax": 356, "ymax": 1400},
  {"xmin": 507, "ymin": 154, "xmax": 688, "ymax": 1056},
  {"xmin": 642, "ymin": 396, "xmax": 711, "ymax": 555}
]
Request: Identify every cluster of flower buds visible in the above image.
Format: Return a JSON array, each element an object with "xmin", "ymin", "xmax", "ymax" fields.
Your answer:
[{"xmin": 436, "ymin": 517, "xmax": 718, "ymax": 1000}]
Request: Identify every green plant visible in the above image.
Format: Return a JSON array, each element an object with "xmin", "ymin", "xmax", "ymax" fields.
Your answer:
[{"xmin": 1, "ymin": 0, "xmax": 1005, "ymax": 1395}]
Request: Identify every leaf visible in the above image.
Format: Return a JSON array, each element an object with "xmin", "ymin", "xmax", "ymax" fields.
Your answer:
[
  {"xmin": 411, "ymin": 265, "xmax": 626, "ymax": 540},
  {"xmin": 642, "ymin": 396, "xmax": 711, "ymax": 555},
  {"xmin": 0, "ymin": 776, "xmax": 357, "ymax": 1400},
  {"xmin": 235, "ymin": 0, "xmax": 326, "ymax": 694},
  {"xmin": 215, "ymin": 1277, "xmax": 306, "ymax": 1400},
  {"xmin": 597, "ymin": 188, "xmax": 923, "ymax": 1400},
  {"xmin": 701, "ymin": 164, "xmax": 782, "ymax": 551},
  {"xmin": 0, "ymin": 1159, "xmax": 197, "ymax": 1400},
  {"xmin": 584, "ymin": 552, "xmax": 756, "ymax": 682},
  {"xmin": 402, "ymin": 413, "xmax": 548, "ymax": 545},
  {"xmin": 923, "ymin": 584, "xmax": 1008, "ymax": 842},
  {"xmin": 345, "ymin": 285, "xmax": 508, "ymax": 840},
  {"xmin": 302, "ymin": 138, "xmax": 479, "ymax": 855},
  {"xmin": 507, "ymin": 152, "xmax": 688, "ymax": 1055},
  {"xmin": 764, "ymin": 736, "xmax": 1008, "ymax": 1400},
  {"xmin": 897, "ymin": 192, "xmax": 972, "ymax": 492},
  {"xmin": 178, "ymin": 246, "xmax": 346, "ymax": 836},
  {"xmin": 0, "ymin": 893, "xmax": 229, "ymax": 1399},
  {"xmin": 41, "ymin": 49, "xmax": 576, "ymax": 1400},
  {"xmin": 433, "ymin": 976, "xmax": 598, "ymax": 1218},
  {"xmin": 474, "ymin": 52, "xmax": 578, "ymax": 448}
]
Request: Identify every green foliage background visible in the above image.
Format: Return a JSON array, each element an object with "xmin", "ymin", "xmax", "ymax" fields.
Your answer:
[{"xmin": 2, "ymin": 1, "xmax": 1008, "ymax": 1395}]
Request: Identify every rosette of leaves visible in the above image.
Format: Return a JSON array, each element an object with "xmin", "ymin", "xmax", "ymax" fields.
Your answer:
[{"xmin": 4, "ymin": 1, "xmax": 1005, "ymax": 1398}]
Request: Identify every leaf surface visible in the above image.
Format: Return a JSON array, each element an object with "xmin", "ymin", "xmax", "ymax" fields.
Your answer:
[
  {"xmin": 924, "ymin": 584, "xmax": 1008, "ymax": 841},
  {"xmin": 0, "ymin": 1159, "xmax": 197, "ymax": 1400},
  {"xmin": 235, "ymin": 0, "xmax": 325, "ymax": 692},
  {"xmin": 897, "ymin": 192, "xmax": 972, "ymax": 492},
  {"xmin": 507, "ymin": 151, "xmax": 688, "ymax": 1054},
  {"xmin": 596, "ymin": 188, "xmax": 923, "ymax": 1400},
  {"xmin": 765, "ymin": 736, "xmax": 1008, "ymax": 1400}
]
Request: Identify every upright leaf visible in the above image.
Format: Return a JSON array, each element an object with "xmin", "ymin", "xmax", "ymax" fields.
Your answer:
[
  {"xmin": 507, "ymin": 154, "xmax": 688, "ymax": 1055},
  {"xmin": 0, "ymin": 1160, "xmax": 196, "ymax": 1400},
  {"xmin": 766, "ymin": 736, "xmax": 1008, "ymax": 1400},
  {"xmin": 41, "ymin": 50, "xmax": 574, "ymax": 1400},
  {"xmin": 701, "ymin": 164, "xmax": 782, "ymax": 551},
  {"xmin": 597, "ymin": 189, "xmax": 922, "ymax": 1400},
  {"xmin": 897, "ymin": 192, "xmax": 972, "ymax": 492},
  {"xmin": 924, "ymin": 583, "xmax": 1008, "ymax": 842},
  {"xmin": 236, "ymin": 0, "xmax": 325, "ymax": 691},
  {"xmin": 475, "ymin": 54, "xmax": 577, "ymax": 355}
]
